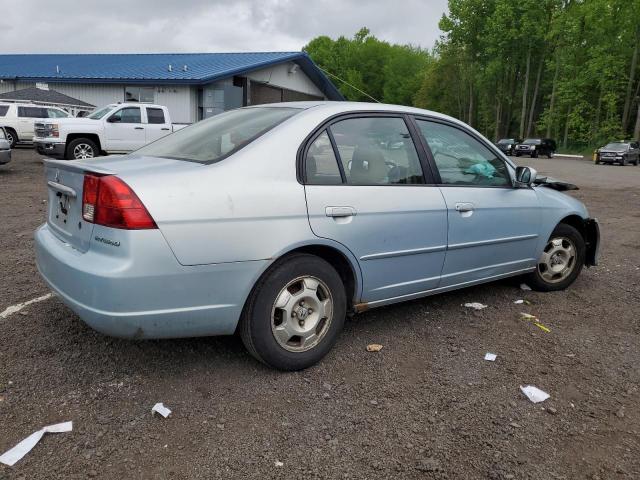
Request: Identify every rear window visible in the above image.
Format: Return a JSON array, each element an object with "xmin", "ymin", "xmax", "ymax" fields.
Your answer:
[
  {"xmin": 0, "ymin": 106, "xmax": 8, "ymax": 117},
  {"xmin": 135, "ymin": 107, "xmax": 300, "ymax": 163}
]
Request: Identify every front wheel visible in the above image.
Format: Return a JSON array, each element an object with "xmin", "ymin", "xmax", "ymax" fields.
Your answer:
[
  {"xmin": 524, "ymin": 223, "xmax": 585, "ymax": 292},
  {"xmin": 66, "ymin": 138, "xmax": 98, "ymax": 160},
  {"xmin": 240, "ymin": 254, "xmax": 346, "ymax": 371}
]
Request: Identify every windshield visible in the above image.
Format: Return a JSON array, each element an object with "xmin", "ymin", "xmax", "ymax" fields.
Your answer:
[
  {"xmin": 135, "ymin": 107, "xmax": 301, "ymax": 163},
  {"xmin": 603, "ymin": 142, "xmax": 628, "ymax": 150},
  {"xmin": 523, "ymin": 139, "xmax": 541, "ymax": 145},
  {"xmin": 88, "ymin": 106, "xmax": 115, "ymax": 119}
]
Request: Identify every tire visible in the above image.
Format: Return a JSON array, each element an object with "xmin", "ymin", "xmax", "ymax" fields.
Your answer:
[
  {"xmin": 547, "ymin": 152, "xmax": 553, "ymax": 159},
  {"xmin": 66, "ymin": 138, "xmax": 98, "ymax": 160},
  {"xmin": 5, "ymin": 129, "xmax": 17, "ymax": 148},
  {"xmin": 620, "ymin": 157, "xmax": 627, "ymax": 166},
  {"xmin": 524, "ymin": 223, "xmax": 585, "ymax": 292},
  {"xmin": 515, "ymin": 153, "xmax": 521, "ymax": 157},
  {"xmin": 240, "ymin": 253, "xmax": 347, "ymax": 371},
  {"xmin": 531, "ymin": 151, "xmax": 538, "ymax": 158}
]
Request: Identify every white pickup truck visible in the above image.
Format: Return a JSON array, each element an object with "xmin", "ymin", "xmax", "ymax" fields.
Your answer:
[{"xmin": 33, "ymin": 103, "xmax": 188, "ymax": 160}]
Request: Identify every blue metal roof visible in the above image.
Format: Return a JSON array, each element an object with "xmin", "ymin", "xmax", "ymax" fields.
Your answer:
[{"xmin": 0, "ymin": 52, "xmax": 344, "ymax": 100}]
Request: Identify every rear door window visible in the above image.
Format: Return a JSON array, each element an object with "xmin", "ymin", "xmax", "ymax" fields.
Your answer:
[
  {"xmin": 146, "ymin": 108, "xmax": 165, "ymax": 124},
  {"xmin": 0, "ymin": 106, "xmax": 8, "ymax": 117},
  {"xmin": 328, "ymin": 117, "xmax": 424, "ymax": 185},
  {"xmin": 305, "ymin": 131, "xmax": 343, "ymax": 185}
]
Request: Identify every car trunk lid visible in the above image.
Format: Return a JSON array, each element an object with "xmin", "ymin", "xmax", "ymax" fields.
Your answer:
[{"xmin": 44, "ymin": 159, "xmax": 116, "ymax": 252}]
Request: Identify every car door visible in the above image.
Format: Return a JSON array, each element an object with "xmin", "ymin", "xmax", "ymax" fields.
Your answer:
[
  {"xmin": 144, "ymin": 107, "xmax": 171, "ymax": 144},
  {"xmin": 413, "ymin": 118, "xmax": 540, "ymax": 287},
  {"xmin": 104, "ymin": 106, "xmax": 146, "ymax": 152},
  {"xmin": 303, "ymin": 115, "xmax": 448, "ymax": 304}
]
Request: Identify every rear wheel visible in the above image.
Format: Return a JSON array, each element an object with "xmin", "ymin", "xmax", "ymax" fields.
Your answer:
[
  {"xmin": 524, "ymin": 223, "xmax": 585, "ymax": 292},
  {"xmin": 240, "ymin": 254, "xmax": 346, "ymax": 371},
  {"xmin": 5, "ymin": 129, "xmax": 17, "ymax": 148},
  {"xmin": 66, "ymin": 138, "xmax": 98, "ymax": 160}
]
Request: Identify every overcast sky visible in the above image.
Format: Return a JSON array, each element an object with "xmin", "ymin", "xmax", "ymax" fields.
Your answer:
[{"xmin": 0, "ymin": 0, "xmax": 448, "ymax": 53}]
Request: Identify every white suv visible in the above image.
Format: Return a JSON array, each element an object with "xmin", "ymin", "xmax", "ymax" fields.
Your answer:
[{"xmin": 0, "ymin": 103, "xmax": 70, "ymax": 147}]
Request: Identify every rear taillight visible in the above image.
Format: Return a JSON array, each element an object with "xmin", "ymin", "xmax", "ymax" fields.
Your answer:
[{"xmin": 82, "ymin": 174, "xmax": 157, "ymax": 230}]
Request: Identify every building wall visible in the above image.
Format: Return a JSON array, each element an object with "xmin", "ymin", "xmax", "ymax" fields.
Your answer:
[
  {"xmin": 0, "ymin": 80, "xmax": 196, "ymax": 123},
  {"xmin": 247, "ymin": 62, "xmax": 325, "ymax": 97},
  {"xmin": 0, "ymin": 61, "xmax": 325, "ymax": 124}
]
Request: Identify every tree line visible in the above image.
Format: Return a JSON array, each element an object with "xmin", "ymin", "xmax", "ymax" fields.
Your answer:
[{"xmin": 304, "ymin": 0, "xmax": 640, "ymax": 151}]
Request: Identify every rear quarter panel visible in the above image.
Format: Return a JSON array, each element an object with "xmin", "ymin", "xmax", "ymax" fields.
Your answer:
[{"xmin": 122, "ymin": 108, "xmax": 339, "ymax": 267}]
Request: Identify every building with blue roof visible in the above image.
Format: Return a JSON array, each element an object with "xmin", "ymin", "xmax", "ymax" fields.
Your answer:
[{"xmin": 0, "ymin": 52, "xmax": 343, "ymax": 123}]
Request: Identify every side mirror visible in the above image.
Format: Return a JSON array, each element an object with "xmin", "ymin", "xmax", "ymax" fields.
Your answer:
[
  {"xmin": 107, "ymin": 115, "xmax": 120, "ymax": 123},
  {"xmin": 515, "ymin": 166, "xmax": 537, "ymax": 186}
]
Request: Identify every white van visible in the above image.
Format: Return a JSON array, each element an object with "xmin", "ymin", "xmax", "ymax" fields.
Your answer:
[{"xmin": 0, "ymin": 103, "xmax": 70, "ymax": 147}]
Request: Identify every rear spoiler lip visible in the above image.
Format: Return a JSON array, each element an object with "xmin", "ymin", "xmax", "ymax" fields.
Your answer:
[{"xmin": 42, "ymin": 157, "xmax": 115, "ymax": 176}]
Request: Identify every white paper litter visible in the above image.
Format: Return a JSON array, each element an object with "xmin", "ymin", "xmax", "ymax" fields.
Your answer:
[
  {"xmin": 152, "ymin": 403, "xmax": 172, "ymax": 418},
  {"xmin": 520, "ymin": 283, "xmax": 532, "ymax": 291},
  {"xmin": 513, "ymin": 299, "xmax": 524, "ymax": 304},
  {"xmin": 0, "ymin": 293, "xmax": 54, "ymax": 319},
  {"xmin": 520, "ymin": 385, "xmax": 550, "ymax": 403},
  {"xmin": 275, "ymin": 460, "xmax": 284, "ymax": 467},
  {"xmin": 464, "ymin": 302, "xmax": 487, "ymax": 310},
  {"xmin": 484, "ymin": 353, "xmax": 497, "ymax": 361},
  {"xmin": 0, "ymin": 421, "xmax": 72, "ymax": 466}
]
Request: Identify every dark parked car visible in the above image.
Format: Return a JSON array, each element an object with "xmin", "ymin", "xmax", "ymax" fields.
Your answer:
[
  {"xmin": 515, "ymin": 138, "xmax": 556, "ymax": 158},
  {"xmin": 495, "ymin": 138, "xmax": 522, "ymax": 156},
  {"xmin": 595, "ymin": 141, "xmax": 639, "ymax": 166}
]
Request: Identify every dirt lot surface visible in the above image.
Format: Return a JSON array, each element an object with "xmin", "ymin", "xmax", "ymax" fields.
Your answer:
[{"xmin": 1, "ymin": 149, "xmax": 639, "ymax": 479}]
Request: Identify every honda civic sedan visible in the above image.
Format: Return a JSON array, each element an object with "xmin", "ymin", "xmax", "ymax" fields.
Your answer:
[{"xmin": 35, "ymin": 102, "xmax": 600, "ymax": 370}]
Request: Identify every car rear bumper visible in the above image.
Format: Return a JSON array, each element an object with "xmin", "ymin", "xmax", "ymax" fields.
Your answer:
[
  {"xmin": 34, "ymin": 140, "xmax": 66, "ymax": 158},
  {"xmin": 0, "ymin": 149, "xmax": 10, "ymax": 164},
  {"xmin": 35, "ymin": 223, "xmax": 267, "ymax": 339}
]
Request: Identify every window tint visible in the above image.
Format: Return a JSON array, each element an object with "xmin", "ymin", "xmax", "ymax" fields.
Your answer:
[
  {"xmin": 0, "ymin": 106, "xmax": 8, "ymax": 117},
  {"xmin": 18, "ymin": 106, "xmax": 47, "ymax": 118},
  {"xmin": 110, "ymin": 107, "xmax": 141, "ymax": 124},
  {"xmin": 47, "ymin": 108, "xmax": 68, "ymax": 118},
  {"xmin": 416, "ymin": 120, "xmax": 511, "ymax": 187},
  {"xmin": 135, "ymin": 107, "xmax": 300, "ymax": 163},
  {"xmin": 306, "ymin": 131, "xmax": 342, "ymax": 185},
  {"xmin": 146, "ymin": 107, "xmax": 165, "ymax": 124},
  {"xmin": 329, "ymin": 117, "xmax": 424, "ymax": 185}
]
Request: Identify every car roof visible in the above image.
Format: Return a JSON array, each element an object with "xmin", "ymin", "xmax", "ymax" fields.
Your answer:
[{"xmin": 251, "ymin": 100, "xmax": 465, "ymax": 126}]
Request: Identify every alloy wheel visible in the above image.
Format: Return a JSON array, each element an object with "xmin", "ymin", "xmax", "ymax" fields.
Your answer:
[
  {"xmin": 271, "ymin": 276, "xmax": 333, "ymax": 352},
  {"xmin": 537, "ymin": 237, "xmax": 577, "ymax": 283},
  {"xmin": 73, "ymin": 143, "xmax": 95, "ymax": 159}
]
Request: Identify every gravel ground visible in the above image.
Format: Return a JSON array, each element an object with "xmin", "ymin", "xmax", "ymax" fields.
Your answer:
[{"xmin": 1, "ymin": 149, "xmax": 639, "ymax": 479}]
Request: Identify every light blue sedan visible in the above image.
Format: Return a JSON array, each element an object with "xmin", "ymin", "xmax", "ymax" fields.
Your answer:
[{"xmin": 35, "ymin": 102, "xmax": 600, "ymax": 370}]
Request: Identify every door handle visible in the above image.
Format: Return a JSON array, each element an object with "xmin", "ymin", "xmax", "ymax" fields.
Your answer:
[
  {"xmin": 161, "ymin": 127, "xmax": 170, "ymax": 131},
  {"xmin": 134, "ymin": 127, "xmax": 144, "ymax": 130},
  {"xmin": 455, "ymin": 202, "xmax": 474, "ymax": 213},
  {"xmin": 325, "ymin": 206, "xmax": 356, "ymax": 217}
]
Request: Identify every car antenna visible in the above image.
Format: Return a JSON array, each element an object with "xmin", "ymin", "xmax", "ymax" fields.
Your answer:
[{"xmin": 317, "ymin": 66, "xmax": 381, "ymax": 103}]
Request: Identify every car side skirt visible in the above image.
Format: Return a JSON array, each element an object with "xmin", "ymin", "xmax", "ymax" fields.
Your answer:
[{"xmin": 354, "ymin": 266, "xmax": 535, "ymax": 312}]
